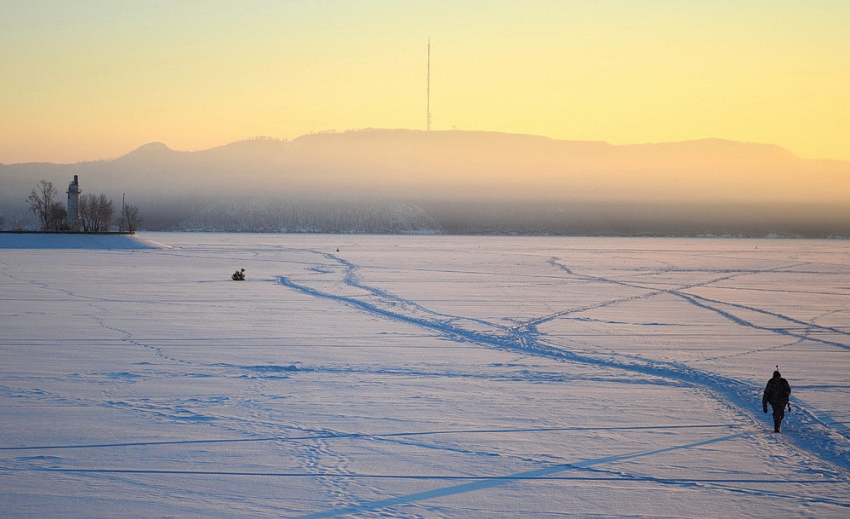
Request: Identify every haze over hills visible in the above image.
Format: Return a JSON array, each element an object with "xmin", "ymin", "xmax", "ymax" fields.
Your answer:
[{"xmin": 2, "ymin": 129, "xmax": 848, "ymax": 236}]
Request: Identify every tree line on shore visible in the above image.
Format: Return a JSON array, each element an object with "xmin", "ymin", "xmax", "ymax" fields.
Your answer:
[{"xmin": 24, "ymin": 179, "xmax": 142, "ymax": 232}]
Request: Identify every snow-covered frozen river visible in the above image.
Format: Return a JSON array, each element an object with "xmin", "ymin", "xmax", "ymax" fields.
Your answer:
[{"xmin": 1, "ymin": 233, "xmax": 848, "ymax": 518}]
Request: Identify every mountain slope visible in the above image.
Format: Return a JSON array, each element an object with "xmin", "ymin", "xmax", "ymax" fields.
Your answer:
[{"xmin": 2, "ymin": 130, "xmax": 848, "ymax": 235}]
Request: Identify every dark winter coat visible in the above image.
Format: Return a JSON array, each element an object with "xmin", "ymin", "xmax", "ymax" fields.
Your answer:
[{"xmin": 762, "ymin": 374, "xmax": 791, "ymax": 407}]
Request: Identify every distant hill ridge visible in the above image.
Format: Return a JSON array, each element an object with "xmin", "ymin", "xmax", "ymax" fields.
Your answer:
[
  {"xmin": 101, "ymin": 129, "xmax": 844, "ymax": 200},
  {"xmin": 2, "ymin": 129, "xmax": 848, "ymax": 236},
  {"xmin": 3, "ymin": 129, "xmax": 847, "ymax": 200},
  {"xmin": 110, "ymin": 130, "xmax": 807, "ymax": 178},
  {"xmin": 123, "ymin": 131, "xmax": 799, "ymax": 162},
  {"xmin": 7, "ymin": 130, "xmax": 804, "ymax": 166}
]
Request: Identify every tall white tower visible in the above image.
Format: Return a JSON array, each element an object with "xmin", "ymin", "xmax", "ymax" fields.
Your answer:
[{"xmin": 66, "ymin": 175, "xmax": 83, "ymax": 231}]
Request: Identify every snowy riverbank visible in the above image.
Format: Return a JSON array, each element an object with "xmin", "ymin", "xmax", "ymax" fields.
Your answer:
[
  {"xmin": 1, "ymin": 233, "xmax": 847, "ymax": 517},
  {"xmin": 0, "ymin": 232, "xmax": 170, "ymax": 250}
]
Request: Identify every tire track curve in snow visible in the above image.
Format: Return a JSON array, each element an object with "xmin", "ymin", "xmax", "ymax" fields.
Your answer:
[
  {"xmin": 288, "ymin": 432, "xmax": 752, "ymax": 519},
  {"xmin": 548, "ymin": 258, "xmax": 850, "ymax": 350},
  {"xmin": 277, "ymin": 252, "xmax": 850, "ymax": 473}
]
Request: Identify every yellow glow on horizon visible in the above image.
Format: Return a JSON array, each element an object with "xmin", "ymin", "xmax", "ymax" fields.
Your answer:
[{"xmin": 1, "ymin": 1, "xmax": 848, "ymax": 164}]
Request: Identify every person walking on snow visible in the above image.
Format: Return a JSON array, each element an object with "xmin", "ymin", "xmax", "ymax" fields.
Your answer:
[{"xmin": 762, "ymin": 369, "xmax": 791, "ymax": 432}]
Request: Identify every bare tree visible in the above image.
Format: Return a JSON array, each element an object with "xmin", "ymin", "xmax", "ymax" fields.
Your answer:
[
  {"xmin": 47, "ymin": 202, "xmax": 67, "ymax": 231},
  {"xmin": 80, "ymin": 193, "xmax": 115, "ymax": 232},
  {"xmin": 27, "ymin": 180, "xmax": 59, "ymax": 230},
  {"xmin": 79, "ymin": 195, "xmax": 90, "ymax": 231},
  {"xmin": 118, "ymin": 203, "xmax": 143, "ymax": 232}
]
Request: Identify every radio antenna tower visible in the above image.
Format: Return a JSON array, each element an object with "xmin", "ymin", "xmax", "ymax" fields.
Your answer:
[{"xmin": 427, "ymin": 38, "xmax": 432, "ymax": 131}]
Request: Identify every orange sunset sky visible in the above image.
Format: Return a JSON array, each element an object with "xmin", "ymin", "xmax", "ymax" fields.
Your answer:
[{"xmin": 1, "ymin": 0, "xmax": 849, "ymax": 164}]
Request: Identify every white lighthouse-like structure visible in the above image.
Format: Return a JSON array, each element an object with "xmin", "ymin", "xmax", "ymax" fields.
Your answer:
[{"xmin": 66, "ymin": 175, "xmax": 83, "ymax": 231}]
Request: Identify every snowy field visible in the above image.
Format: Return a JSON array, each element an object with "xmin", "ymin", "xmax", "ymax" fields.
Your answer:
[{"xmin": 1, "ymin": 232, "xmax": 848, "ymax": 518}]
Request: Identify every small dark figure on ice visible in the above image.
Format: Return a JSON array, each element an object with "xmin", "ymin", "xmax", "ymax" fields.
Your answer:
[
  {"xmin": 762, "ymin": 368, "xmax": 791, "ymax": 432},
  {"xmin": 232, "ymin": 268, "xmax": 246, "ymax": 281}
]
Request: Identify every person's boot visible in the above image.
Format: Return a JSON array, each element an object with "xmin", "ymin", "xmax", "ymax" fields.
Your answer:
[{"xmin": 774, "ymin": 419, "xmax": 781, "ymax": 433}]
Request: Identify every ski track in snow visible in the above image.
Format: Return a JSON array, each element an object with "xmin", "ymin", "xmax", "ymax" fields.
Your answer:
[
  {"xmin": 277, "ymin": 249, "xmax": 850, "ymax": 480},
  {"xmin": 2, "ymin": 239, "xmax": 849, "ymax": 517},
  {"xmin": 1, "ymin": 270, "xmax": 191, "ymax": 365}
]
